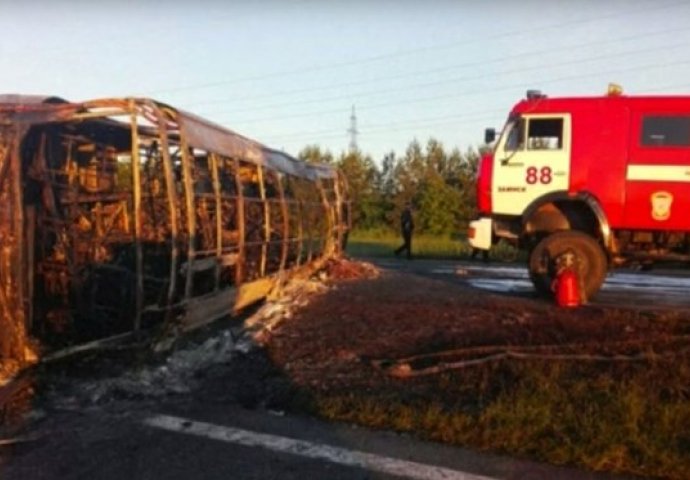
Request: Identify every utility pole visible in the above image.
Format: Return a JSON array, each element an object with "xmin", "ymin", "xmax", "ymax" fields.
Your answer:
[{"xmin": 347, "ymin": 105, "xmax": 358, "ymax": 153}]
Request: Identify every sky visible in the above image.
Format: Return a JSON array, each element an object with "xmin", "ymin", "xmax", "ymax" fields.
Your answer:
[{"xmin": 2, "ymin": 0, "xmax": 690, "ymax": 162}]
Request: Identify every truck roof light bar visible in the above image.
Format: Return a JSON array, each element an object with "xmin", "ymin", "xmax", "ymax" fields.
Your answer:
[{"xmin": 526, "ymin": 90, "xmax": 546, "ymax": 100}]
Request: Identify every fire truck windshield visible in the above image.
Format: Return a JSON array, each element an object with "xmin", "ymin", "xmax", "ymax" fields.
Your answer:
[{"xmin": 504, "ymin": 117, "xmax": 526, "ymax": 151}]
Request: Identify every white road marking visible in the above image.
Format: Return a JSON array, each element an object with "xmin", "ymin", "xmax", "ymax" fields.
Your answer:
[{"xmin": 144, "ymin": 414, "xmax": 499, "ymax": 480}]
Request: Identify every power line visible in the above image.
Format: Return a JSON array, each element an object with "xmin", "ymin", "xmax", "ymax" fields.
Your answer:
[
  {"xmin": 182, "ymin": 25, "xmax": 690, "ymax": 109},
  {"xmin": 234, "ymin": 61, "xmax": 690, "ymax": 145},
  {"xmin": 645, "ymin": 82, "xmax": 690, "ymax": 92},
  {"xmin": 269, "ymin": 82, "xmax": 690, "ymax": 146},
  {"xmin": 209, "ymin": 56, "xmax": 690, "ymax": 127},
  {"xmin": 196, "ymin": 41, "xmax": 690, "ymax": 117},
  {"xmin": 266, "ymin": 109, "xmax": 506, "ymax": 142},
  {"xmin": 266, "ymin": 114, "xmax": 501, "ymax": 145},
  {"xmin": 265, "ymin": 80, "xmax": 690, "ymax": 148},
  {"xmin": 144, "ymin": 0, "xmax": 686, "ymax": 96},
  {"xmin": 268, "ymin": 122, "xmax": 491, "ymax": 145}
]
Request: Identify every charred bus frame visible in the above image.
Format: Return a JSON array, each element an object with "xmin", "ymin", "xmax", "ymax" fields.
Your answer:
[{"xmin": 0, "ymin": 95, "xmax": 350, "ymax": 366}]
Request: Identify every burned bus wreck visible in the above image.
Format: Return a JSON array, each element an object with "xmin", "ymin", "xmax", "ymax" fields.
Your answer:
[{"xmin": 0, "ymin": 95, "xmax": 349, "ymax": 368}]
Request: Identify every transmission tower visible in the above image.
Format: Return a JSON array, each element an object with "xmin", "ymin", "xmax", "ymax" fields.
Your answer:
[{"xmin": 347, "ymin": 105, "xmax": 359, "ymax": 152}]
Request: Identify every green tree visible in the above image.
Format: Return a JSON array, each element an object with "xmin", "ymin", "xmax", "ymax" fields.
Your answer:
[
  {"xmin": 386, "ymin": 140, "xmax": 424, "ymax": 228},
  {"xmin": 296, "ymin": 137, "xmax": 485, "ymax": 234},
  {"xmin": 337, "ymin": 150, "xmax": 383, "ymax": 230},
  {"xmin": 416, "ymin": 172, "xmax": 462, "ymax": 235},
  {"xmin": 379, "ymin": 151, "xmax": 397, "ymax": 229},
  {"xmin": 298, "ymin": 145, "xmax": 334, "ymax": 164},
  {"xmin": 456, "ymin": 147, "xmax": 481, "ymax": 226}
]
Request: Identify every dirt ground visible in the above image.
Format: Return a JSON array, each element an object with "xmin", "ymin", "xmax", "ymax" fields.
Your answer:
[{"xmin": 262, "ymin": 261, "xmax": 689, "ymax": 395}]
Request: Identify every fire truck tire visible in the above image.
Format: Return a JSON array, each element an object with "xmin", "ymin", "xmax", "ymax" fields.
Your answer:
[{"xmin": 528, "ymin": 231, "xmax": 607, "ymax": 301}]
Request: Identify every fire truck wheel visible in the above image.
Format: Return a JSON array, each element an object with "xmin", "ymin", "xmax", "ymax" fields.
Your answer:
[{"xmin": 528, "ymin": 231, "xmax": 607, "ymax": 301}]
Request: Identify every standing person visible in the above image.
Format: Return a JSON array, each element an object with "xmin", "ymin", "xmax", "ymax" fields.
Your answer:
[{"xmin": 394, "ymin": 202, "xmax": 414, "ymax": 259}]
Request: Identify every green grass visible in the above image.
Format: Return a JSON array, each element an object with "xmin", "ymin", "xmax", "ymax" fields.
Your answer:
[
  {"xmin": 346, "ymin": 228, "xmax": 521, "ymax": 261},
  {"xmin": 307, "ymin": 357, "xmax": 690, "ymax": 480}
]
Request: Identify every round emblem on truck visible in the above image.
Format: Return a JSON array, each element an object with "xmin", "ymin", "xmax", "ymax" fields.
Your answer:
[{"xmin": 650, "ymin": 191, "xmax": 673, "ymax": 221}]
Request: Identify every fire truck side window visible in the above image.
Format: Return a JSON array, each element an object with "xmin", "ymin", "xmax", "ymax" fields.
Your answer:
[
  {"xmin": 527, "ymin": 118, "xmax": 563, "ymax": 150},
  {"xmin": 641, "ymin": 116, "xmax": 690, "ymax": 147}
]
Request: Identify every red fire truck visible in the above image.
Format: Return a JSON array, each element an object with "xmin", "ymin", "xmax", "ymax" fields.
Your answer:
[{"xmin": 469, "ymin": 86, "xmax": 690, "ymax": 300}]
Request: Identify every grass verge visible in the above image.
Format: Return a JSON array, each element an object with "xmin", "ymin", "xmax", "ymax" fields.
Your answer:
[
  {"xmin": 302, "ymin": 357, "xmax": 690, "ymax": 480},
  {"xmin": 346, "ymin": 228, "xmax": 521, "ymax": 261}
]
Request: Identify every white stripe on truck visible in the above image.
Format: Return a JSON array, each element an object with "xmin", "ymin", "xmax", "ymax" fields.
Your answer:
[{"xmin": 627, "ymin": 165, "xmax": 690, "ymax": 182}]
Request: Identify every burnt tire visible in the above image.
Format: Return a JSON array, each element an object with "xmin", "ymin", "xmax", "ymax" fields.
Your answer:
[{"xmin": 528, "ymin": 231, "xmax": 607, "ymax": 301}]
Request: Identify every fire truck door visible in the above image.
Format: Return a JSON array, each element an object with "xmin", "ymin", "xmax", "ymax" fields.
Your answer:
[
  {"xmin": 492, "ymin": 114, "xmax": 571, "ymax": 215},
  {"xmin": 624, "ymin": 111, "xmax": 690, "ymax": 230}
]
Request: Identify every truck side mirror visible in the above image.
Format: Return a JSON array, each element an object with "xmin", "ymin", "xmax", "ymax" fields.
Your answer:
[{"xmin": 484, "ymin": 128, "xmax": 496, "ymax": 144}]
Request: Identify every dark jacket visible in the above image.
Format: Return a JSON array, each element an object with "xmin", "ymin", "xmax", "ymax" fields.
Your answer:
[{"xmin": 401, "ymin": 208, "xmax": 414, "ymax": 233}]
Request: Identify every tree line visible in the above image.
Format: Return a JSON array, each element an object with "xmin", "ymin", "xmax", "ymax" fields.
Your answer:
[{"xmin": 299, "ymin": 139, "xmax": 485, "ymax": 235}]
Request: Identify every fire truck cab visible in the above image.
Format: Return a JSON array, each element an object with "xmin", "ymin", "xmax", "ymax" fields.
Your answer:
[{"xmin": 469, "ymin": 87, "xmax": 690, "ymax": 300}]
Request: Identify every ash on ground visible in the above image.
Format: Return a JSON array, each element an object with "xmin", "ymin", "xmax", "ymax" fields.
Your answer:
[{"xmin": 31, "ymin": 258, "xmax": 377, "ymax": 412}]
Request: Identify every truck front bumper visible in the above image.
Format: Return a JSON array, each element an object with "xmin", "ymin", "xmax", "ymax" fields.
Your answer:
[{"xmin": 468, "ymin": 218, "xmax": 492, "ymax": 250}]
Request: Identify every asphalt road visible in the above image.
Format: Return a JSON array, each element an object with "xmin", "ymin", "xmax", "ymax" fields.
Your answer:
[
  {"xmin": 370, "ymin": 258, "xmax": 690, "ymax": 311},
  {"xmin": 1, "ymin": 400, "xmax": 634, "ymax": 480}
]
